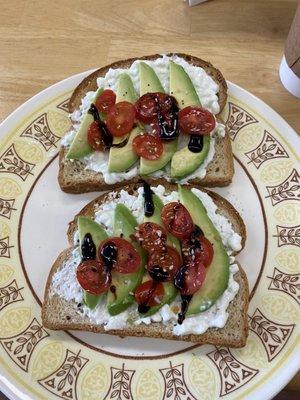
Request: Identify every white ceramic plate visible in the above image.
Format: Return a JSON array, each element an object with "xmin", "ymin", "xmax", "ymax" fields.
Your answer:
[{"xmin": 0, "ymin": 70, "xmax": 299, "ymax": 400}]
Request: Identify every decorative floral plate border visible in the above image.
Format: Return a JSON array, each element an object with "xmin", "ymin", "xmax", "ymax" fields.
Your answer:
[{"xmin": 0, "ymin": 71, "xmax": 299, "ymax": 400}]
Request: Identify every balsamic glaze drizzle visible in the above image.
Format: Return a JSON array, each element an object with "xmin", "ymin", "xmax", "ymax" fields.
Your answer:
[
  {"xmin": 100, "ymin": 242, "xmax": 117, "ymax": 270},
  {"xmin": 88, "ymin": 104, "xmax": 113, "ymax": 149},
  {"xmin": 88, "ymin": 104, "xmax": 128, "ymax": 149},
  {"xmin": 174, "ymin": 264, "xmax": 193, "ymax": 324},
  {"xmin": 178, "ymin": 295, "xmax": 193, "ymax": 324},
  {"xmin": 81, "ymin": 233, "xmax": 96, "ymax": 261},
  {"xmin": 143, "ymin": 180, "xmax": 155, "ymax": 217},
  {"xmin": 188, "ymin": 135, "xmax": 204, "ymax": 153},
  {"xmin": 154, "ymin": 95, "xmax": 179, "ymax": 141},
  {"xmin": 138, "ymin": 280, "xmax": 157, "ymax": 314},
  {"xmin": 148, "ymin": 266, "xmax": 169, "ymax": 282}
]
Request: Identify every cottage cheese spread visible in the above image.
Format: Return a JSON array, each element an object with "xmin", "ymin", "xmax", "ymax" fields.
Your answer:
[
  {"xmin": 61, "ymin": 55, "xmax": 225, "ymax": 184},
  {"xmin": 51, "ymin": 186, "xmax": 242, "ymax": 335}
]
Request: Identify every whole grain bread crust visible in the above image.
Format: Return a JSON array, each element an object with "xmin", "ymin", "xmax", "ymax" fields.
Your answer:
[{"xmin": 42, "ymin": 183, "xmax": 249, "ymax": 347}]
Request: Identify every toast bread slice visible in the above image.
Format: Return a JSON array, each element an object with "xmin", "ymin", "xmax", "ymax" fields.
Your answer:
[
  {"xmin": 59, "ymin": 53, "xmax": 233, "ymax": 193},
  {"xmin": 42, "ymin": 183, "xmax": 249, "ymax": 347}
]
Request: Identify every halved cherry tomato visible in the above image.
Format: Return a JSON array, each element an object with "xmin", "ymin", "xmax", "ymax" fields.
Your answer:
[
  {"xmin": 147, "ymin": 246, "xmax": 181, "ymax": 281},
  {"xmin": 87, "ymin": 121, "xmax": 105, "ymax": 151},
  {"xmin": 132, "ymin": 135, "xmax": 163, "ymax": 160},
  {"xmin": 76, "ymin": 260, "xmax": 111, "ymax": 295},
  {"xmin": 135, "ymin": 222, "xmax": 167, "ymax": 252},
  {"xmin": 99, "ymin": 237, "xmax": 141, "ymax": 274},
  {"xmin": 174, "ymin": 261, "xmax": 206, "ymax": 295},
  {"xmin": 134, "ymin": 280, "xmax": 164, "ymax": 307},
  {"xmin": 182, "ymin": 232, "xmax": 214, "ymax": 268},
  {"xmin": 161, "ymin": 202, "xmax": 194, "ymax": 239},
  {"xmin": 135, "ymin": 93, "xmax": 174, "ymax": 124},
  {"xmin": 106, "ymin": 101, "xmax": 136, "ymax": 137},
  {"xmin": 95, "ymin": 89, "xmax": 116, "ymax": 114},
  {"xmin": 179, "ymin": 106, "xmax": 216, "ymax": 135}
]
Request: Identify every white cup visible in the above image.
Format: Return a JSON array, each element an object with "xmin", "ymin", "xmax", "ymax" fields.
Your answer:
[{"xmin": 279, "ymin": 55, "xmax": 300, "ymax": 99}]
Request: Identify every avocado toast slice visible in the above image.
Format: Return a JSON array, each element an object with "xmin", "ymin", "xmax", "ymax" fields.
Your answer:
[
  {"xmin": 58, "ymin": 53, "xmax": 234, "ymax": 194},
  {"xmin": 42, "ymin": 182, "xmax": 249, "ymax": 347}
]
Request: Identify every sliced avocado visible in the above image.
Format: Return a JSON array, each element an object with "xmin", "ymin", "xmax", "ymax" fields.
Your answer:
[
  {"xmin": 169, "ymin": 61, "xmax": 211, "ymax": 179},
  {"xmin": 108, "ymin": 73, "xmax": 140, "ymax": 172},
  {"xmin": 66, "ymin": 88, "xmax": 103, "ymax": 160},
  {"xmin": 169, "ymin": 61, "xmax": 199, "ymax": 108},
  {"xmin": 139, "ymin": 62, "xmax": 178, "ymax": 175},
  {"xmin": 77, "ymin": 216, "xmax": 108, "ymax": 309},
  {"xmin": 83, "ymin": 292, "xmax": 101, "ymax": 310},
  {"xmin": 139, "ymin": 62, "xmax": 164, "ymax": 95},
  {"xmin": 108, "ymin": 125, "xmax": 142, "ymax": 173},
  {"xmin": 141, "ymin": 194, "xmax": 179, "ymax": 317},
  {"xmin": 107, "ymin": 204, "xmax": 146, "ymax": 315},
  {"xmin": 170, "ymin": 136, "xmax": 210, "ymax": 179},
  {"xmin": 178, "ymin": 185, "xmax": 230, "ymax": 315}
]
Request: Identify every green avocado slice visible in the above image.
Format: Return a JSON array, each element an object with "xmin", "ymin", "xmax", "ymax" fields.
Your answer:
[
  {"xmin": 139, "ymin": 194, "xmax": 180, "ymax": 317},
  {"xmin": 139, "ymin": 62, "xmax": 178, "ymax": 175},
  {"xmin": 170, "ymin": 135, "xmax": 210, "ymax": 179},
  {"xmin": 169, "ymin": 61, "xmax": 211, "ymax": 179},
  {"xmin": 66, "ymin": 88, "xmax": 104, "ymax": 160},
  {"xmin": 107, "ymin": 204, "xmax": 146, "ymax": 315},
  {"xmin": 178, "ymin": 185, "xmax": 230, "ymax": 315},
  {"xmin": 108, "ymin": 73, "xmax": 141, "ymax": 172},
  {"xmin": 77, "ymin": 216, "xmax": 108, "ymax": 309}
]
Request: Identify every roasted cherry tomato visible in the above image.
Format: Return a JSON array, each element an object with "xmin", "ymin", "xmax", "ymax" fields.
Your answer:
[
  {"xmin": 134, "ymin": 280, "xmax": 164, "ymax": 307},
  {"xmin": 182, "ymin": 232, "xmax": 214, "ymax": 268},
  {"xmin": 132, "ymin": 134, "xmax": 163, "ymax": 160},
  {"xmin": 135, "ymin": 222, "xmax": 167, "ymax": 252},
  {"xmin": 99, "ymin": 237, "xmax": 141, "ymax": 274},
  {"xmin": 106, "ymin": 101, "xmax": 136, "ymax": 137},
  {"xmin": 161, "ymin": 202, "xmax": 194, "ymax": 239},
  {"xmin": 76, "ymin": 260, "xmax": 111, "ymax": 295},
  {"xmin": 174, "ymin": 261, "xmax": 206, "ymax": 295},
  {"xmin": 135, "ymin": 93, "xmax": 174, "ymax": 124},
  {"xmin": 87, "ymin": 121, "xmax": 105, "ymax": 151},
  {"xmin": 147, "ymin": 246, "xmax": 181, "ymax": 281},
  {"xmin": 179, "ymin": 106, "xmax": 216, "ymax": 135},
  {"xmin": 95, "ymin": 89, "xmax": 116, "ymax": 114}
]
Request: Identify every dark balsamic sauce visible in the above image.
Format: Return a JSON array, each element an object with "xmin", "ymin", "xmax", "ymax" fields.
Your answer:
[
  {"xmin": 100, "ymin": 242, "xmax": 117, "ymax": 270},
  {"xmin": 110, "ymin": 285, "xmax": 117, "ymax": 300},
  {"xmin": 88, "ymin": 104, "xmax": 114, "ymax": 149},
  {"xmin": 188, "ymin": 135, "xmax": 204, "ymax": 153},
  {"xmin": 148, "ymin": 266, "xmax": 169, "ymax": 282},
  {"xmin": 154, "ymin": 95, "xmax": 179, "ymax": 141},
  {"xmin": 81, "ymin": 233, "xmax": 96, "ymax": 261},
  {"xmin": 138, "ymin": 304, "xmax": 151, "ymax": 314},
  {"xmin": 143, "ymin": 180, "xmax": 154, "ymax": 217},
  {"xmin": 138, "ymin": 280, "xmax": 157, "ymax": 314},
  {"xmin": 178, "ymin": 295, "xmax": 192, "ymax": 324},
  {"xmin": 174, "ymin": 264, "xmax": 192, "ymax": 324},
  {"xmin": 88, "ymin": 103, "xmax": 128, "ymax": 149}
]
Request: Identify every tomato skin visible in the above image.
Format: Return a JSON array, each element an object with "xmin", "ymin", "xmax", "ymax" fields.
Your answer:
[
  {"xmin": 99, "ymin": 237, "xmax": 141, "ymax": 274},
  {"xmin": 134, "ymin": 280, "xmax": 164, "ymax": 307},
  {"xmin": 147, "ymin": 246, "xmax": 182, "ymax": 281},
  {"xmin": 161, "ymin": 202, "xmax": 194, "ymax": 239},
  {"xmin": 179, "ymin": 106, "xmax": 216, "ymax": 135},
  {"xmin": 135, "ymin": 93, "xmax": 174, "ymax": 124},
  {"xmin": 174, "ymin": 261, "xmax": 206, "ymax": 295},
  {"xmin": 76, "ymin": 260, "xmax": 111, "ymax": 295},
  {"xmin": 182, "ymin": 231, "xmax": 214, "ymax": 268},
  {"xmin": 106, "ymin": 101, "xmax": 136, "ymax": 137},
  {"xmin": 135, "ymin": 222, "xmax": 167, "ymax": 252},
  {"xmin": 95, "ymin": 89, "xmax": 116, "ymax": 114},
  {"xmin": 132, "ymin": 134, "xmax": 163, "ymax": 160},
  {"xmin": 87, "ymin": 121, "xmax": 105, "ymax": 151}
]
